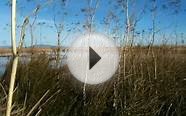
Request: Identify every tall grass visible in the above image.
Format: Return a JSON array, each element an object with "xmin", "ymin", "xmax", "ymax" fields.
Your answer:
[{"xmin": 0, "ymin": 46, "xmax": 186, "ymax": 116}]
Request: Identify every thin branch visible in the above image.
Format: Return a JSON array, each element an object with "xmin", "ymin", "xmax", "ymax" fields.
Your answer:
[
  {"xmin": 26, "ymin": 90, "xmax": 50, "ymax": 116},
  {"xmin": 18, "ymin": 17, "xmax": 29, "ymax": 54},
  {"xmin": 0, "ymin": 82, "xmax": 7, "ymax": 97}
]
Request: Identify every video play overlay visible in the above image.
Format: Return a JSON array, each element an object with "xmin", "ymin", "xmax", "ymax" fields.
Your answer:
[{"xmin": 67, "ymin": 33, "xmax": 119, "ymax": 84}]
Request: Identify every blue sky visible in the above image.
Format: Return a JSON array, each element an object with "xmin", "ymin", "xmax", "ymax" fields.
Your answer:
[{"xmin": 0, "ymin": 0, "xmax": 186, "ymax": 46}]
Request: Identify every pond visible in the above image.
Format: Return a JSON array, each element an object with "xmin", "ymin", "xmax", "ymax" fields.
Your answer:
[
  {"xmin": 0, "ymin": 57, "xmax": 11, "ymax": 76},
  {"xmin": 0, "ymin": 53, "xmax": 67, "ymax": 77}
]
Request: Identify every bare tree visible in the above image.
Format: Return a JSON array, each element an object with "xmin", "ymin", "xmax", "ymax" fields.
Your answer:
[
  {"xmin": 53, "ymin": 15, "xmax": 63, "ymax": 67},
  {"xmin": 148, "ymin": 0, "xmax": 157, "ymax": 52},
  {"xmin": 53, "ymin": 0, "xmax": 68, "ymax": 67},
  {"xmin": 81, "ymin": 0, "xmax": 100, "ymax": 111},
  {"xmin": 116, "ymin": 0, "xmax": 146, "ymax": 112},
  {"xmin": 81, "ymin": 0, "xmax": 99, "ymax": 33}
]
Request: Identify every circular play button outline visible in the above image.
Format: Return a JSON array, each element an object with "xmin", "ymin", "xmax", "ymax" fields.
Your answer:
[{"xmin": 67, "ymin": 33, "xmax": 119, "ymax": 85}]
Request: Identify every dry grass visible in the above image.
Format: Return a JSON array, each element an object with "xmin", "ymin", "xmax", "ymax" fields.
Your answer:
[
  {"xmin": 0, "ymin": 48, "xmax": 61, "ymax": 57},
  {"xmin": 0, "ymin": 46, "xmax": 186, "ymax": 116}
]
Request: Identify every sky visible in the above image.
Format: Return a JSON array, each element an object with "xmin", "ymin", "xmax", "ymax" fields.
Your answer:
[{"xmin": 0, "ymin": 0, "xmax": 186, "ymax": 47}]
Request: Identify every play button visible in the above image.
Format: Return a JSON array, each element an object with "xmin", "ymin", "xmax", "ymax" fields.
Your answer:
[
  {"xmin": 89, "ymin": 47, "xmax": 101, "ymax": 70},
  {"xmin": 67, "ymin": 33, "xmax": 119, "ymax": 84}
]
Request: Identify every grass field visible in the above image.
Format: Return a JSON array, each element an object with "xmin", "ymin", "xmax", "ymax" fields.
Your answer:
[{"xmin": 0, "ymin": 46, "xmax": 186, "ymax": 116}]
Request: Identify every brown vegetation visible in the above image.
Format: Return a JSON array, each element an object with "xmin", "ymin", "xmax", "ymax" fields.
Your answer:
[
  {"xmin": 0, "ymin": 47, "xmax": 63, "ymax": 56},
  {"xmin": 0, "ymin": 46, "xmax": 185, "ymax": 115}
]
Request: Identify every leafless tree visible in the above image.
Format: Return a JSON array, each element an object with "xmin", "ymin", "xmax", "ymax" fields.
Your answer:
[
  {"xmin": 81, "ymin": 0, "xmax": 99, "ymax": 33},
  {"xmin": 53, "ymin": 0, "xmax": 68, "ymax": 67}
]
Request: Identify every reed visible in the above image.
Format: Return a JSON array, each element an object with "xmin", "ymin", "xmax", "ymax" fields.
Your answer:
[{"xmin": 0, "ymin": 46, "xmax": 186, "ymax": 116}]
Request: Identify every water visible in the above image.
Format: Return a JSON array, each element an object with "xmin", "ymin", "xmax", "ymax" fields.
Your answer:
[
  {"xmin": 0, "ymin": 57, "xmax": 11, "ymax": 76},
  {"xmin": 0, "ymin": 53, "xmax": 67, "ymax": 77}
]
